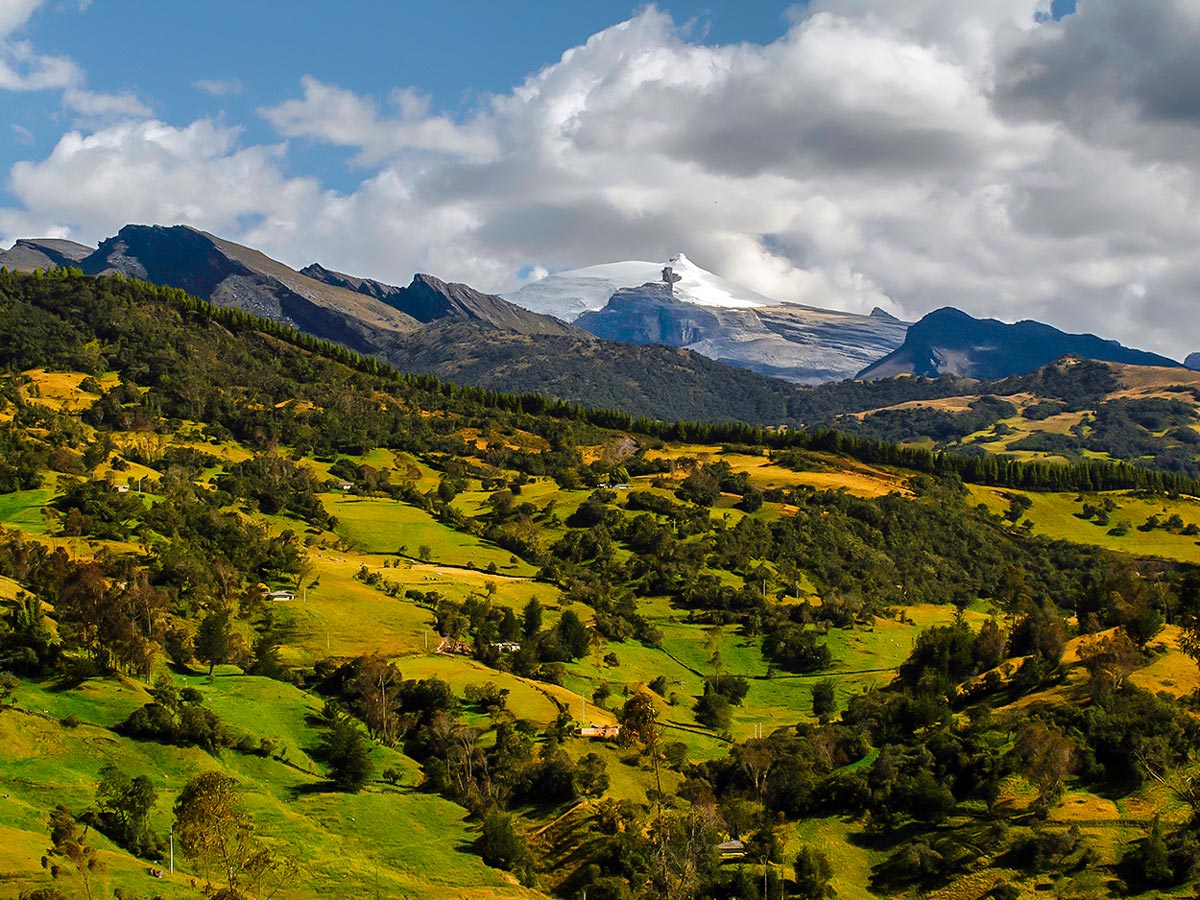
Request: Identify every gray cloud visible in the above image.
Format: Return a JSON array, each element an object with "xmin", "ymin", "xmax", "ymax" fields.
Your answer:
[{"xmin": 997, "ymin": 1, "xmax": 1200, "ymax": 127}]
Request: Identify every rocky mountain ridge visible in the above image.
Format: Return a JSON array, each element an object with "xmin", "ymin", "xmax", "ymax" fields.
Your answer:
[
  {"xmin": 576, "ymin": 282, "xmax": 908, "ymax": 383},
  {"xmin": 509, "ymin": 254, "xmax": 910, "ymax": 382},
  {"xmin": 0, "ymin": 225, "xmax": 807, "ymax": 424},
  {"xmin": 859, "ymin": 306, "xmax": 1180, "ymax": 380}
]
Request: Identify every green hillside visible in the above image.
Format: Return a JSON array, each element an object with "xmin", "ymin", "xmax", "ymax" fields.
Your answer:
[
  {"xmin": 0, "ymin": 269, "xmax": 1198, "ymax": 900},
  {"xmin": 813, "ymin": 358, "xmax": 1200, "ymax": 482}
]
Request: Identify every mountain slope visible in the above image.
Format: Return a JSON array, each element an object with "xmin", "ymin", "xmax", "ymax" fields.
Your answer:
[
  {"xmin": 859, "ymin": 306, "xmax": 1180, "ymax": 380},
  {"xmin": 302, "ymin": 263, "xmax": 578, "ymax": 335},
  {"xmin": 1, "ymin": 224, "xmax": 815, "ymax": 424},
  {"xmin": 379, "ymin": 318, "xmax": 799, "ymax": 424},
  {"xmin": 2, "ymin": 270, "xmax": 1198, "ymax": 900},
  {"xmin": 576, "ymin": 283, "xmax": 908, "ymax": 383},
  {"xmin": 77, "ymin": 224, "xmax": 421, "ymax": 353},
  {"xmin": 510, "ymin": 254, "xmax": 908, "ymax": 382},
  {"xmin": 0, "ymin": 237, "xmax": 92, "ymax": 271}
]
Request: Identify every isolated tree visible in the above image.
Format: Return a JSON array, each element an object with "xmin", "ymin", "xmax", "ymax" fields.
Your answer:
[
  {"xmin": 575, "ymin": 752, "xmax": 610, "ymax": 797},
  {"xmin": 352, "ymin": 654, "xmax": 401, "ymax": 746},
  {"xmin": 478, "ymin": 810, "xmax": 527, "ymax": 872},
  {"xmin": 1124, "ymin": 598, "xmax": 1163, "ymax": 649},
  {"xmin": 522, "ymin": 598, "xmax": 543, "ymax": 638},
  {"xmin": 812, "ymin": 679, "xmax": 837, "ymax": 720},
  {"xmin": 556, "ymin": 608, "xmax": 590, "ymax": 659},
  {"xmin": 693, "ymin": 688, "xmax": 731, "ymax": 731},
  {"xmin": 619, "ymin": 691, "xmax": 663, "ymax": 799},
  {"xmin": 321, "ymin": 711, "xmax": 373, "ymax": 792},
  {"xmin": 195, "ymin": 608, "xmax": 234, "ymax": 680},
  {"xmin": 794, "ymin": 844, "xmax": 835, "ymax": 899},
  {"xmin": 975, "ymin": 617, "xmax": 1007, "ymax": 671},
  {"xmin": 1014, "ymin": 720, "xmax": 1076, "ymax": 811},
  {"xmin": 1078, "ymin": 631, "xmax": 1140, "ymax": 696},
  {"xmin": 173, "ymin": 771, "xmax": 294, "ymax": 899},
  {"xmin": 94, "ymin": 764, "xmax": 159, "ymax": 856},
  {"xmin": 647, "ymin": 806, "xmax": 722, "ymax": 900},
  {"xmin": 45, "ymin": 805, "xmax": 100, "ymax": 900},
  {"xmin": 174, "ymin": 772, "xmax": 254, "ymax": 889}
]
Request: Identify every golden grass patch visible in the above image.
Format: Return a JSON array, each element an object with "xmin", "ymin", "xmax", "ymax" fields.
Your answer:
[
  {"xmin": 20, "ymin": 369, "xmax": 100, "ymax": 412},
  {"xmin": 1112, "ymin": 362, "xmax": 1200, "ymax": 393},
  {"xmin": 1129, "ymin": 625, "xmax": 1200, "ymax": 697}
]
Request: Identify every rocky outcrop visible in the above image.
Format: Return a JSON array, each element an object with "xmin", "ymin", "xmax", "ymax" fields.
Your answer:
[{"xmin": 303, "ymin": 264, "xmax": 579, "ymax": 336}]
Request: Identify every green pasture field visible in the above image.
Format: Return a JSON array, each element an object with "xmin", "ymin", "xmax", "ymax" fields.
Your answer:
[
  {"xmin": 0, "ymin": 488, "xmax": 55, "ymax": 534},
  {"xmin": 323, "ymin": 493, "xmax": 535, "ymax": 575},
  {"xmin": 968, "ymin": 486, "xmax": 1200, "ymax": 563},
  {"xmin": 0, "ymin": 672, "xmax": 543, "ymax": 900}
]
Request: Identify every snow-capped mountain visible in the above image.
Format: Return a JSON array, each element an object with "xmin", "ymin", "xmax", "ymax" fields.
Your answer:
[
  {"xmin": 505, "ymin": 253, "xmax": 777, "ymax": 321},
  {"xmin": 506, "ymin": 254, "xmax": 909, "ymax": 383}
]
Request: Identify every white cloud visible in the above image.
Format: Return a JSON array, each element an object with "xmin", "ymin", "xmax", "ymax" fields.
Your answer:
[
  {"xmin": 0, "ymin": 0, "xmax": 42, "ymax": 37},
  {"xmin": 63, "ymin": 87, "xmax": 151, "ymax": 119},
  {"xmin": 0, "ymin": 119, "xmax": 323, "ymax": 239},
  {"xmin": 0, "ymin": 37, "xmax": 79, "ymax": 90},
  {"xmin": 5, "ymin": 3, "xmax": 1200, "ymax": 358},
  {"xmin": 194, "ymin": 77, "xmax": 243, "ymax": 97},
  {"xmin": 0, "ymin": 0, "xmax": 79, "ymax": 90},
  {"xmin": 0, "ymin": 1, "xmax": 150, "ymax": 125},
  {"xmin": 260, "ymin": 76, "xmax": 498, "ymax": 165}
]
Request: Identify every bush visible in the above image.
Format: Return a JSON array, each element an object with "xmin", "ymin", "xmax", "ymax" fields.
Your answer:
[
  {"xmin": 479, "ymin": 810, "xmax": 527, "ymax": 871},
  {"xmin": 321, "ymin": 714, "xmax": 373, "ymax": 792}
]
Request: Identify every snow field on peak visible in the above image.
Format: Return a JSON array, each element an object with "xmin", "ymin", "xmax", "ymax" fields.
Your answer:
[{"xmin": 506, "ymin": 254, "xmax": 780, "ymax": 322}]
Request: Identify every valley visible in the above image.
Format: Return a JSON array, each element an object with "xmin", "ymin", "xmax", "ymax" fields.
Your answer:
[{"xmin": 0, "ymin": 271, "xmax": 1198, "ymax": 900}]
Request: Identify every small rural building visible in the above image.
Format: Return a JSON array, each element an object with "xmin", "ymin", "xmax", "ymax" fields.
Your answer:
[
  {"xmin": 490, "ymin": 641, "xmax": 521, "ymax": 653},
  {"xmin": 579, "ymin": 724, "xmax": 621, "ymax": 739},
  {"xmin": 266, "ymin": 590, "xmax": 295, "ymax": 602},
  {"xmin": 338, "ymin": 482, "xmax": 353, "ymax": 491},
  {"xmin": 437, "ymin": 637, "xmax": 472, "ymax": 655},
  {"xmin": 112, "ymin": 483, "xmax": 131, "ymax": 493},
  {"xmin": 716, "ymin": 840, "xmax": 746, "ymax": 860}
]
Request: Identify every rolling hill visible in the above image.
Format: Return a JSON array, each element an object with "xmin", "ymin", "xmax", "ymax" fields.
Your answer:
[{"xmin": 0, "ymin": 269, "xmax": 1199, "ymax": 899}]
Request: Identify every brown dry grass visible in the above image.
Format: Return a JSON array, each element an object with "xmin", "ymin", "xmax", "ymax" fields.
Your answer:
[
  {"xmin": 1129, "ymin": 625, "xmax": 1200, "ymax": 697},
  {"xmin": 1111, "ymin": 362, "xmax": 1200, "ymax": 393},
  {"xmin": 19, "ymin": 368, "xmax": 100, "ymax": 412}
]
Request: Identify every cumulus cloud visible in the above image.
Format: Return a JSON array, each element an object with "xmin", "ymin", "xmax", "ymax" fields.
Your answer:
[
  {"xmin": 1, "ymin": 119, "xmax": 322, "ymax": 237},
  {"xmin": 261, "ymin": 76, "xmax": 498, "ymax": 165},
  {"xmin": 4, "ymin": 2, "xmax": 1200, "ymax": 358}
]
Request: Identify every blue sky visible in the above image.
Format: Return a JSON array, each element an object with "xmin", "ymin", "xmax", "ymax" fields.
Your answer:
[
  {"xmin": 2, "ymin": 0, "xmax": 1199, "ymax": 359},
  {"xmin": 4, "ymin": 2, "xmax": 799, "ymax": 194}
]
